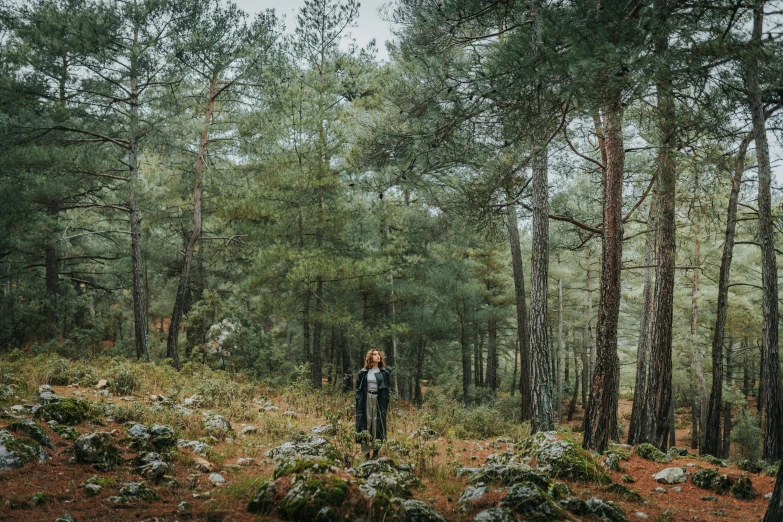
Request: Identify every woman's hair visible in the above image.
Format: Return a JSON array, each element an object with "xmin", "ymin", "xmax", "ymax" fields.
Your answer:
[{"xmin": 364, "ymin": 349, "xmax": 385, "ymax": 369}]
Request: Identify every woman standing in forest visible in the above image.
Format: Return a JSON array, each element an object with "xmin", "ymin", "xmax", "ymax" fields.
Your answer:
[{"xmin": 356, "ymin": 349, "xmax": 390, "ymax": 459}]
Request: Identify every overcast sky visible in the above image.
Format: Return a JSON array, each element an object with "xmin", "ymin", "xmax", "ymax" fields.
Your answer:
[{"xmin": 238, "ymin": 0, "xmax": 396, "ymax": 61}]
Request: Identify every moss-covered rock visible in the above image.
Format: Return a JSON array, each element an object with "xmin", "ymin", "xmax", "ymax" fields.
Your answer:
[
  {"xmin": 0, "ymin": 430, "xmax": 47, "ymax": 471},
  {"xmin": 703, "ymin": 454, "xmax": 727, "ymax": 467},
  {"xmin": 559, "ymin": 497, "xmax": 590, "ymax": 516},
  {"xmin": 500, "ymin": 481, "xmax": 567, "ymax": 522},
  {"xmin": 585, "ymin": 497, "xmax": 627, "ymax": 522},
  {"xmin": 53, "ymin": 425, "xmax": 79, "ymax": 440},
  {"xmin": 548, "ymin": 482, "xmax": 571, "ymax": 501},
  {"xmin": 7, "ymin": 419, "xmax": 53, "ymax": 449},
  {"xmin": 74, "ymin": 432, "xmax": 121, "ymax": 471},
  {"xmin": 606, "ymin": 483, "xmax": 643, "ymax": 502},
  {"xmin": 34, "ymin": 397, "xmax": 93, "ymax": 425},
  {"xmin": 469, "ymin": 463, "xmax": 545, "ymax": 487},
  {"xmin": 278, "ymin": 475, "xmax": 348, "ymax": 520},
  {"xmin": 472, "ymin": 507, "xmax": 517, "ymax": 522},
  {"xmin": 149, "ymin": 424, "xmax": 177, "ymax": 451},
  {"xmin": 266, "ymin": 436, "xmax": 336, "ymax": 461},
  {"xmin": 692, "ymin": 468, "xmax": 718, "ymax": 489},
  {"xmin": 737, "ymin": 460, "xmax": 763, "ymax": 474},
  {"xmin": 712, "ymin": 474, "xmax": 734, "ymax": 494},
  {"xmin": 108, "ymin": 482, "xmax": 159, "ymax": 503},
  {"xmin": 667, "ymin": 446, "xmax": 689, "ymax": 458},
  {"xmin": 635, "ymin": 443, "xmax": 670, "ymax": 463},
  {"xmin": 603, "ymin": 452, "xmax": 624, "ymax": 472},
  {"xmin": 397, "ymin": 498, "xmax": 447, "ymax": 522},
  {"xmin": 247, "ymin": 480, "xmax": 276, "ymax": 514},
  {"xmin": 519, "ymin": 433, "xmax": 609, "ymax": 484},
  {"xmin": 730, "ymin": 475, "xmax": 755, "ymax": 500},
  {"xmin": 201, "ymin": 411, "xmax": 233, "ymax": 438},
  {"xmin": 274, "ymin": 456, "xmax": 335, "ymax": 479}
]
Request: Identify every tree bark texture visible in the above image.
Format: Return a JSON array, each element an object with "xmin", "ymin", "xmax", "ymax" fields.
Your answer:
[
  {"xmin": 628, "ymin": 201, "xmax": 656, "ymax": 445},
  {"xmin": 167, "ymin": 75, "xmax": 218, "ymax": 369},
  {"xmin": 507, "ymin": 203, "xmax": 532, "ymax": 421},
  {"xmin": 312, "ymin": 280, "xmax": 324, "ymax": 388},
  {"xmin": 747, "ymin": 2, "xmax": 783, "ymax": 464},
  {"xmin": 529, "ymin": 147, "xmax": 554, "ymax": 433},
  {"xmin": 583, "ymin": 102, "xmax": 624, "ymax": 452},
  {"xmin": 643, "ymin": 26, "xmax": 677, "ymax": 449},
  {"xmin": 723, "ymin": 339, "xmax": 734, "ymax": 457},
  {"xmin": 704, "ymin": 133, "xmax": 750, "ymax": 456},
  {"xmin": 557, "ymin": 258, "xmax": 563, "ymax": 424},
  {"xmin": 461, "ymin": 315, "xmax": 471, "ymax": 405}
]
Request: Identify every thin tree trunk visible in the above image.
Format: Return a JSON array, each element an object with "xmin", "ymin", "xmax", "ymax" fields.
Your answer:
[
  {"xmin": 723, "ymin": 339, "xmax": 734, "ymax": 458},
  {"xmin": 690, "ymin": 379, "xmax": 699, "ymax": 449},
  {"xmin": 508, "ymin": 202, "xmax": 532, "ymax": 421},
  {"xmin": 644, "ymin": 14, "xmax": 677, "ymax": 448},
  {"xmin": 511, "ymin": 337, "xmax": 518, "ymax": 397},
  {"xmin": 583, "ymin": 101, "xmax": 624, "ymax": 452},
  {"xmin": 529, "ymin": 147, "xmax": 554, "ymax": 433},
  {"xmin": 704, "ymin": 132, "xmax": 751, "ymax": 455},
  {"xmin": 567, "ymin": 344, "xmax": 580, "ymax": 422},
  {"xmin": 303, "ymin": 287, "xmax": 311, "ymax": 364},
  {"xmin": 167, "ymin": 75, "xmax": 217, "ymax": 370},
  {"xmin": 587, "ymin": 248, "xmax": 595, "ymax": 382},
  {"xmin": 628, "ymin": 201, "xmax": 656, "ymax": 445},
  {"xmin": 556, "ymin": 256, "xmax": 563, "ymax": 424},
  {"xmin": 581, "ymin": 328, "xmax": 588, "ymax": 407},
  {"xmin": 461, "ymin": 314, "xmax": 471, "ymax": 405},
  {"xmin": 311, "ymin": 280, "xmax": 323, "ymax": 389},
  {"xmin": 691, "ymin": 211, "xmax": 708, "ymax": 451},
  {"xmin": 747, "ymin": 1, "xmax": 783, "ymax": 464},
  {"xmin": 413, "ymin": 337, "xmax": 426, "ymax": 406}
]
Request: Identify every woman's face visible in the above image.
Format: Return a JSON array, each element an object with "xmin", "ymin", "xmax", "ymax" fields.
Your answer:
[{"xmin": 372, "ymin": 351, "xmax": 381, "ymax": 363}]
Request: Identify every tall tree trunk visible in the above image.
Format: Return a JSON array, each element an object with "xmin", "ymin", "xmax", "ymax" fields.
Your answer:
[
  {"xmin": 529, "ymin": 147, "xmax": 554, "ymax": 433},
  {"xmin": 413, "ymin": 337, "xmax": 426, "ymax": 406},
  {"xmin": 583, "ymin": 101, "xmax": 624, "ymax": 452},
  {"xmin": 704, "ymin": 132, "xmax": 750, "ymax": 455},
  {"xmin": 581, "ymin": 329, "xmax": 588, "ymax": 407},
  {"xmin": 45, "ymin": 231, "xmax": 59, "ymax": 337},
  {"xmin": 747, "ymin": 1, "xmax": 783, "ymax": 464},
  {"xmin": 628, "ymin": 201, "xmax": 656, "ymax": 445},
  {"xmin": 128, "ymin": 48, "xmax": 148, "ymax": 362},
  {"xmin": 567, "ymin": 342, "xmax": 580, "ymax": 422},
  {"xmin": 303, "ymin": 287, "xmax": 311, "ymax": 364},
  {"xmin": 556, "ymin": 256, "xmax": 563, "ymax": 424},
  {"xmin": 643, "ymin": 15, "xmax": 677, "ymax": 448},
  {"xmin": 311, "ymin": 280, "xmax": 323, "ymax": 389},
  {"xmin": 508, "ymin": 199, "xmax": 532, "ymax": 422},
  {"xmin": 167, "ymin": 75, "xmax": 217, "ymax": 370},
  {"xmin": 461, "ymin": 314, "xmax": 471, "ymax": 405},
  {"xmin": 587, "ymin": 248, "xmax": 595, "ymax": 382},
  {"xmin": 691, "ymin": 212, "xmax": 708, "ymax": 450},
  {"xmin": 508, "ymin": 203, "xmax": 531, "ymax": 420},
  {"xmin": 690, "ymin": 379, "xmax": 698, "ymax": 449},
  {"xmin": 763, "ymin": 461, "xmax": 783, "ymax": 521},
  {"xmin": 723, "ymin": 339, "xmax": 734, "ymax": 458},
  {"xmin": 341, "ymin": 328, "xmax": 352, "ymax": 392}
]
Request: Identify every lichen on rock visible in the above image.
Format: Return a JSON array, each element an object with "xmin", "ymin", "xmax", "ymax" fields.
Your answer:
[{"xmin": 74, "ymin": 432, "xmax": 121, "ymax": 471}]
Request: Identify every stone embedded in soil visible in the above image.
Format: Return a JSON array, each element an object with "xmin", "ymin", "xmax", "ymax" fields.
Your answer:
[
  {"xmin": 96, "ymin": 380, "xmax": 108, "ymax": 389},
  {"xmin": 468, "ymin": 463, "xmax": 540, "ymax": 487},
  {"xmin": 472, "ymin": 508, "xmax": 517, "ymax": 522},
  {"xmin": 396, "ymin": 498, "xmax": 448, "ymax": 522},
  {"xmin": 177, "ymin": 501, "xmax": 191, "ymax": 512},
  {"xmin": 518, "ymin": 432, "xmax": 609, "ymax": 484},
  {"xmin": 459, "ymin": 485, "xmax": 487, "ymax": 503},
  {"xmin": 192, "ymin": 456, "xmax": 214, "ymax": 472},
  {"xmin": 765, "ymin": 492, "xmax": 773, "ymax": 500},
  {"xmin": 585, "ymin": 497, "xmax": 627, "ymax": 522},
  {"xmin": 84, "ymin": 483, "xmax": 102, "ymax": 496},
  {"xmin": 7, "ymin": 419, "xmax": 53, "ymax": 448},
  {"xmin": 240, "ymin": 425, "xmax": 258, "ymax": 435},
  {"xmin": 501, "ymin": 481, "xmax": 566, "ymax": 521},
  {"xmin": 0, "ymin": 429, "xmax": 48, "ymax": 471},
  {"xmin": 653, "ymin": 467, "xmax": 686, "ymax": 484},
  {"xmin": 311, "ymin": 424, "xmax": 337, "ymax": 435},
  {"xmin": 266, "ymin": 436, "xmax": 334, "ymax": 460},
  {"xmin": 137, "ymin": 459, "xmax": 169, "ymax": 482},
  {"xmin": 56, "ymin": 515, "xmax": 77, "ymax": 522},
  {"xmin": 634, "ymin": 513, "xmax": 648, "ymax": 519},
  {"xmin": 209, "ymin": 472, "xmax": 227, "ymax": 485},
  {"xmin": 109, "ymin": 482, "xmax": 160, "ymax": 503},
  {"xmin": 730, "ymin": 476, "xmax": 755, "ymax": 500},
  {"xmin": 201, "ymin": 411, "xmax": 233, "ymax": 437},
  {"xmin": 654, "ymin": 487, "xmax": 667, "ymax": 493},
  {"xmin": 34, "ymin": 396, "xmax": 93, "ymax": 425},
  {"xmin": 178, "ymin": 439, "xmax": 211, "ymax": 455},
  {"xmin": 149, "ymin": 424, "xmax": 177, "ymax": 450},
  {"xmin": 635, "ymin": 443, "xmax": 670, "ymax": 464},
  {"xmin": 692, "ymin": 468, "xmax": 719, "ymax": 489},
  {"xmin": 712, "ymin": 473, "xmax": 734, "ymax": 494},
  {"xmin": 282, "ymin": 410, "xmax": 297, "ymax": 419},
  {"xmin": 278, "ymin": 475, "xmax": 348, "ymax": 520},
  {"xmin": 73, "ymin": 432, "xmax": 120, "ymax": 471},
  {"xmin": 559, "ymin": 497, "xmax": 590, "ymax": 516}
]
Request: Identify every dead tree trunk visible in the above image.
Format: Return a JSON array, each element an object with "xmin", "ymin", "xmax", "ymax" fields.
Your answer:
[{"xmin": 583, "ymin": 101, "xmax": 624, "ymax": 453}]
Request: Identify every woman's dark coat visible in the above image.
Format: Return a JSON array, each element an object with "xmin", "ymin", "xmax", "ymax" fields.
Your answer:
[{"xmin": 355, "ymin": 366, "xmax": 390, "ymax": 441}]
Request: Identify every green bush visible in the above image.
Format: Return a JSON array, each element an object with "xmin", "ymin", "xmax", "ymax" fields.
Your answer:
[
  {"xmin": 731, "ymin": 411, "xmax": 762, "ymax": 462},
  {"xmin": 107, "ymin": 360, "xmax": 141, "ymax": 395}
]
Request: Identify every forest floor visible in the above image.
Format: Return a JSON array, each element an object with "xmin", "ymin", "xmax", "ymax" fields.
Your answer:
[{"xmin": 0, "ymin": 378, "xmax": 776, "ymax": 521}]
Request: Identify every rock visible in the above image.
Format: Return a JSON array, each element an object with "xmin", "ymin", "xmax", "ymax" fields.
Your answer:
[
  {"xmin": 247, "ymin": 480, "xmax": 276, "ymax": 514},
  {"xmin": 34, "ymin": 397, "xmax": 93, "ymax": 425},
  {"xmin": 193, "ymin": 456, "xmax": 214, "ymax": 473},
  {"xmin": 311, "ymin": 424, "xmax": 337, "ymax": 435},
  {"xmin": 278, "ymin": 475, "xmax": 348, "ymax": 520},
  {"xmin": 10, "ymin": 405, "xmax": 23, "ymax": 412},
  {"xmin": 559, "ymin": 497, "xmax": 590, "ymax": 516},
  {"xmin": 240, "ymin": 426, "xmax": 258, "ymax": 435},
  {"xmin": 348, "ymin": 457, "xmax": 423, "ymax": 496},
  {"xmin": 703, "ymin": 454, "xmax": 727, "ymax": 467},
  {"xmin": 472, "ymin": 508, "xmax": 517, "ymax": 522},
  {"xmin": 548, "ymin": 482, "xmax": 571, "ymax": 501},
  {"xmin": 109, "ymin": 482, "xmax": 159, "ymax": 503},
  {"xmin": 607, "ymin": 483, "xmax": 643, "ymax": 502},
  {"xmin": 634, "ymin": 513, "xmax": 648, "ymax": 519},
  {"xmin": 635, "ymin": 443, "xmax": 670, "ymax": 464},
  {"xmin": 730, "ymin": 475, "xmax": 755, "ymax": 500},
  {"xmin": 468, "ymin": 463, "xmax": 540, "ymax": 487},
  {"xmin": 177, "ymin": 501, "xmax": 190, "ymax": 512},
  {"xmin": 586, "ymin": 497, "xmax": 627, "ymax": 522},
  {"xmin": 149, "ymin": 424, "xmax": 177, "ymax": 450},
  {"xmin": 84, "ymin": 483, "xmax": 102, "ymax": 496},
  {"xmin": 501, "ymin": 481, "xmax": 566, "ymax": 521},
  {"xmin": 737, "ymin": 460, "xmax": 763, "ymax": 474},
  {"xmin": 53, "ymin": 425, "xmax": 78, "ymax": 440},
  {"xmin": 56, "ymin": 515, "xmax": 77, "ymax": 522},
  {"xmin": 518, "ymin": 432, "xmax": 609, "ymax": 484},
  {"xmin": 201, "ymin": 411, "xmax": 233, "ymax": 437},
  {"xmin": 265, "ymin": 436, "xmax": 335, "ymax": 460},
  {"xmin": 237, "ymin": 457, "xmax": 256, "ymax": 466},
  {"xmin": 7, "ymin": 419, "xmax": 53, "ymax": 448},
  {"xmin": 282, "ymin": 410, "xmax": 297, "ymax": 419},
  {"xmin": 700, "ymin": 495, "xmax": 717, "ymax": 501},
  {"xmin": 208, "ymin": 472, "xmax": 226, "ymax": 485},
  {"xmin": 397, "ymin": 498, "xmax": 448, "ymax": 522},
  {"xmin": 667, "ymin": 446, "xmax": 688, "ymax": 457},
  {"xmin": 263, "ymin": 405, "xmax": 280, "ymax": 412},
  {"xmin": 174, "ymin": 405, "xmax": 194, "ymax": 416},
  {"xmin": 0, "ymin": 429, "xmax": 48, "ymax": 471},
  {"xmin": 137, "ymin": 459, "xmax": 169, "ymax": 482},
  {"xmin": 692, "ymin": 468, "xmax": 718, "ymax": 489},
  {"xmin": 178, "ymin": 439, "xmax": 211, "ymax": 455},
  {"xmin": 95, "ymin": 380, "xmax": 108, "ymax": 389},
  {"xmin": 29, "ymin": 491, "xmax": 48, "ymax": 506},
  {"xmin": 672, "ymin": 486, "xmax": 682, "ymax": 492},
  {"xmin": 603, "ymin": 452, "xmax": 623, "ymax": 472},
  {"xmin": 654, "ymin": 487, "xmax": 667, "ymax": 493},
  {"xmin": 712, "ymin": 473, "xmax": 734, "ymax": 494},
  {"xmin": 459, "ymin": 485, "xmax": 487, "ymax": 503},
  {"xmin": 653, "ymin": 467, "xmax": 686, "ymax": 484},
  {"xmin": 686, "ymin": 463, "xmax": 696, "ymax": 467},
  {"xmin": 765, "ymin": 492, "xmax": 773, "ymax": 500},
  {"xmin": 184, "ymin": 394, "xmax": 202, "ymax": 407},
  {"xmin": 274, "ymin": 456, "xmax": 335, "ymax": 479},
  {"xmin": 73, "ymin": 432, "xmax": 120, "ymax": 471}
]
